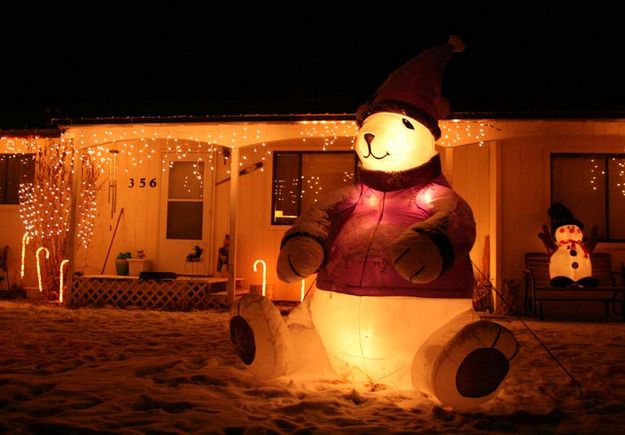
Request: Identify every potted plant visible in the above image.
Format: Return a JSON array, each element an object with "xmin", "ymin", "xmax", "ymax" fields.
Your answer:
[{"xmin": 115, "ymin": 252, "xmax": 132, "ymax": 276}]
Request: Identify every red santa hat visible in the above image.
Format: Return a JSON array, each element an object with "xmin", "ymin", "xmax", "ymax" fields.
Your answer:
[{"xmin": 356, "ymin": 35, "xmax": 465, "ymax": 139}]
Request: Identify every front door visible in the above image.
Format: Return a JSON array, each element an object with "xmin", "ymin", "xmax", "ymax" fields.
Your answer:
[{"xmin": 157, "ymin": 155, "xmax": 212, "ymax": 274}]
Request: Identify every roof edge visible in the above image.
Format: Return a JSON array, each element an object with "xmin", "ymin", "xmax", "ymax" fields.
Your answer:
[
  {"xmin": 449, "ymin": 109, "xmax": 625, "ymax": 120},
  {"xmin": 0, "ymin": 128, "xmax": 62, "ymax": 138},
  {"xmin": 52, "ymin": 113, "xmax": 358, "ymax": 127},
  {"xmin": 26, "ymin": 109, "xmax": 625, "ymax": 130}
]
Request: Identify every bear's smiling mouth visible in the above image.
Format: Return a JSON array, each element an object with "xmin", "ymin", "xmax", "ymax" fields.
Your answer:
[
  {"xmin": 362, "ymin": 133, "xmax": 390, "ymax": 160},
  {"xmin": 362, "ymin": 143, "xmax": 390, "ymax": 160}
]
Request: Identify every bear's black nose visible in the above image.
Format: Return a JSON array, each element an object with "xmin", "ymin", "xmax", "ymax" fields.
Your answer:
[{"xmin": 364, "ymin": 133, "xmax": 375, "ymax": 145}]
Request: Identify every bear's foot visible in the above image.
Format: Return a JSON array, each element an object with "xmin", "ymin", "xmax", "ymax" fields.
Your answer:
[
  {"xmin": 230, "ymin": 313, "xmax": 256, "ymax": 365},
  {"xmin": 229, "ymin": 294, "xmax": 293, "ymax": 379},
  {"xmin": 431, "ymin": 320, "xmax": 519, "ymax": 411},
  {"xmin": 455, "ymin": 346, "xmax": 509, "ymax": 398}
]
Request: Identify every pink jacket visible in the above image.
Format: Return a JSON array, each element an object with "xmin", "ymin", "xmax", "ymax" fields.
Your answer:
[{"xmin": 281, "ymin": 155, "xmax": 476, "ymax": 298}]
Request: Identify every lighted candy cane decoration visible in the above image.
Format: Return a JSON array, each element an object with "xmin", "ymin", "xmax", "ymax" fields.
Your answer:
[
  {"xmin": 253, "ymin": 259, "xmax": 267, "ymax": 297},
  {"xmin": 20, "ymin": 232, "xmax": 30, "ymax": 278},
  {"xmin": 59, "ymin": 259, "xmax": 69, "ymax": 303},
  {"xmin": 35, "ymin": 247, "xmax": 50, "ymax": 293}
]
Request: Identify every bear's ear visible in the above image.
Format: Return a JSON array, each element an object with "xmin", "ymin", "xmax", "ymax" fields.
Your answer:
[
  {"xmin": 356, "ymin": 102, "xmax": 370, "ymax": 126},
  {"xmin": 435, "ymin": 97, "xmax": 451, "ymax": 120}
]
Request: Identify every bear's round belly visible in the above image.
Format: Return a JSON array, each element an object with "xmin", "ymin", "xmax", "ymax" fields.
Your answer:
[{"xmin": 310, "ymin": 289, "xmax": 472, "ymax": 388}]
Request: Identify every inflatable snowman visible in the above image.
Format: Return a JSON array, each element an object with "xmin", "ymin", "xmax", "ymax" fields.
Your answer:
[
  {"xmin": 230, "ymin": 36, "xmax": 519, "ymax": 411},
  {"xmin": 547, "ymin": 202, "xmax": 598, "ymax": 287}
]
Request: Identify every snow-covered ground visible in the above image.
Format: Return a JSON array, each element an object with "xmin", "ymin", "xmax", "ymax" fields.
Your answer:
[{"xmin": 1, "ymin": 300, "xmax": 624, "ymax": 433}]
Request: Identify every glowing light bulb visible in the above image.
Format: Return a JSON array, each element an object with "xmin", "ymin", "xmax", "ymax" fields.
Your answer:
[
  {"xmin": 421, "ymin": 187, "xmax": 434, "ymax": 205},
  {"xmin": 36, "ymin": 247, "xmax": 50, "ymax": 293},
  {"xmin": 59, "ymin": 259, "xmax": 69, "ymax": 303},
  {"xmin": 20, "ymin": 232, "xmax": 30, "ymax": 278},
  {"xmin": 253, "ymin": 259, "xmax": 267, "ymax": 297}
]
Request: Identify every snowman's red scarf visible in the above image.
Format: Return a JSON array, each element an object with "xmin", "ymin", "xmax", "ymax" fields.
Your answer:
[{"xmin": 556, "ymin": 239, "xmax": 590, "ymax": 258}]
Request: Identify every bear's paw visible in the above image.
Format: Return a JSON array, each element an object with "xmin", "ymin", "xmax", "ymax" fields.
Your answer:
[
  {"xmin": 277, "ymin": 236, "xmax": 324, "ymax": 283},
  {"xmin": 391, "ymin": 230, "xmax": 443, "ymax": 283}
]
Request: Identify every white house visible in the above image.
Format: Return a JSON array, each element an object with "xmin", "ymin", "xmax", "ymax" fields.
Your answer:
[{"xmin": 2, "ymin": 116, "xmax": 624, "ymax": 315}]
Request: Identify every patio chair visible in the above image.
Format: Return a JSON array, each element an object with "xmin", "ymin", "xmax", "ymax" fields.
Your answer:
[{"xmin": 184, "ymin": 245, "xmax": 204, "ymax": 276}]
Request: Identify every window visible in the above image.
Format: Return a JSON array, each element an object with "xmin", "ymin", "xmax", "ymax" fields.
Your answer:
[
  {"xmin": 551, "ymin": 153, "xmax": 625, "ymax": 241},
  {"xmin": 272, "ymin": 151, "xmax": 358, "ymax": 225},
  {"xmin": 0, "ymin": 154, "xmax": 35, "ymax": 204},
  {"xmin": 166, "ymin": 161, "xmax": 204, "ymax": 239}
]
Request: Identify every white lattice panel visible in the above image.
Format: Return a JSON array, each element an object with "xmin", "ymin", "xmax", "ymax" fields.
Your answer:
[{"xmin": 69, "ymin": 277, "xmax": 229, "ymax": 310}]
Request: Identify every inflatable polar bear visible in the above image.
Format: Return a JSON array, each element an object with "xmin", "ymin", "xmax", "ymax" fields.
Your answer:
[{"xmin": 229, "ymin": 35, "xmax": 519, "ymax": 411}]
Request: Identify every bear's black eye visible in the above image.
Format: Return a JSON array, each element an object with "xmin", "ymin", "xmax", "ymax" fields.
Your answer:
[{"xmin": 402, "ymin": 118, "xmax": 414, "ymax": 130}]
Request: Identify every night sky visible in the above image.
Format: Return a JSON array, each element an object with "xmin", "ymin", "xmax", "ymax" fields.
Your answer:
[{"xmin": 2, "ymin": 3, "xmax": 625, "ymax": 129}]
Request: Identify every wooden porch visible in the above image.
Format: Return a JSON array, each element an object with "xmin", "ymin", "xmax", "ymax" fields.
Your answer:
[{"xmin": 69, "ymin": 275, "xmax": 244, "ymax": 310}]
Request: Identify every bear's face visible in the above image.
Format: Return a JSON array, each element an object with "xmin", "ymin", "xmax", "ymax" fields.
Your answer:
[{"xmin": 356, "ymin": 112, "xmax": 436, "ymax": 172}]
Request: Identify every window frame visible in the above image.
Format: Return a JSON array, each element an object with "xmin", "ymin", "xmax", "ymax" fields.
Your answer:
[
  {"xmin": 551, "ymin": 152, "xmax": 625, "ymax": 242},
  {"xmin": 271, "ymin": 150, "xmax": 359, "ymax": 226},
  {"xmin": 165, "ymin": 160, "xmax": 205, "ymax": 240}
]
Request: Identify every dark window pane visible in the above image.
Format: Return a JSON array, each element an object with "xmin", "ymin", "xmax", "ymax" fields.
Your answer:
[
  {"xmin": 168, "ymin": 161, "xmax": 204, "ymax": 199},
  {"xmin": 271, "ymin": 151, "xmax": 356, "ymax": 225},
  {"xmin": 552, "ymin": 156, "xmax": 605, "ymax": 239},
  {"xmin": 301, "ymin": 153, "xmax": 355, "ymax": 213},
  {"xmin": 0, "ymin": 154, "xmax": 35, "ymax": 204},
  {"xmin": 272, "ymin": 153, "xmax": 300, "ymax": 224},
  {"xmin": 166, "ymin": 201, "xmax": 203, "ymax": 239},
  {"xmin": 608, "ymin": 158, "xmax": 625, "ymax": 239}
]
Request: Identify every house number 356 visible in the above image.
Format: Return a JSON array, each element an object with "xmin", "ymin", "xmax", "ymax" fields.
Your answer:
[{"xmin": 128, "ymin": 178, "xmax": 157, "ymax": 188}]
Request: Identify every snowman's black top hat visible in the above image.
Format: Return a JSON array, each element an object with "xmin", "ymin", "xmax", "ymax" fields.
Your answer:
[{"xmin": 548, "ymin": 202, "xmax": 584, "ymax": 235}]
